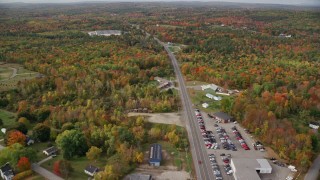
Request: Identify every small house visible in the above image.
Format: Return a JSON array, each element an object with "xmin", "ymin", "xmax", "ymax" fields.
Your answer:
[
  {"xmin": 202, "ymin": 103, "xmax": 209, "ymax": 109},
  {"xmin": 84, "ymin": 165, "xmax": 99, "ymax": 177},
  {"xmin": 213, "ymin": 112, "xmax": 234, "ymax": 123},
  {"xmin": 0, "ymin": 163, "xmax": 14, "ymax": 180},
  {"xmin": 309, "ymin": 123, "xmax": 319, "ymax": 130},
  {"xmin": 149, "ymin": 144, "xmax": 162, "ymax": 166},
  {"xmin": 43, "ymin": 146, "xmax": 58, "ymax": 156}
]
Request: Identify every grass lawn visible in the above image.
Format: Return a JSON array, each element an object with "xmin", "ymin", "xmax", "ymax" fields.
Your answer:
[
  {"xmin": 0, "ymin": 109, "xmax": 17, "ymax": 129},
  {"xmin": 30, "ymin": 142, "xmax": 55, "ymax": 161},
  {"xmin": 185, "ymin": 81, "xmax": 208, "ymax": 86},
  {"xmin": 0, "ymin": 63, "xmax": 39, "ymax": 92},
  {"xmin": 142, "ymin": 140, "xmax": 193, "ymax": 172},
  {"xmin": 188, "ymin": 89, "xmax": 234, "ymax": 113},
  {"xmin": 41, "ymin": 154, "xmax": 106, "ymax": 180}
]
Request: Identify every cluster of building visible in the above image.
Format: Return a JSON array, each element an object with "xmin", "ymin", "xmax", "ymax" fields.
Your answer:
[
  {"xmin": 155, "ymin": 77, "xmax": 173, "ymax": 90},
  {"xmin": 88, "ymin": 30, "xmax": 122, "ymax": 36}
]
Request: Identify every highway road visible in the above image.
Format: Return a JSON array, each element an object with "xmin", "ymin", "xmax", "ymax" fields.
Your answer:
[
  {"xmin": 155, "ymin": 38, "xmax": 215, "ymax": 180},
  {"xmin": 304, "ymin": 155, "xmax": 320, "ymax": 180}
]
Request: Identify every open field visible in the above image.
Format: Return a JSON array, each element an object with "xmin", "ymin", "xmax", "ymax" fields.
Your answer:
[
  {"xmin": 0, "ymin": 109, "xmax": 17, "ymax": 128},
  {"xmin": 0, "ymin": 63, "xmax": 39, "ymax": 92}
]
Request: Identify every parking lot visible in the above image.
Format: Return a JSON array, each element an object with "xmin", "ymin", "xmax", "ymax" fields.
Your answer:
[{"xmin": 195, "ymin": 110, "xmax": 292, "ymax": 180}]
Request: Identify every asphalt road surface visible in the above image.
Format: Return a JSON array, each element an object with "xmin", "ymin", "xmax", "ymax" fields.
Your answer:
[
  {"xmin": 304, "ymin": 155, "xmax": 320, "ymax": 180},
  {"xmin": 156, "ymin": 38, "xmax": 215, "ymax": 180},
  {"xmin": 32, "ymin": 163, "xmax": 64, "ymax": 180}
]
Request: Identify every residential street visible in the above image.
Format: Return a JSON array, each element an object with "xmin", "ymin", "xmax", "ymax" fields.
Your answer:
[
  {"xmin": 304, "ymin": 155, "xmax": 320, "ymax": 180},
  {"xmin": 32, "ymin": 163, "xmax": 64, "ymax": 180}
]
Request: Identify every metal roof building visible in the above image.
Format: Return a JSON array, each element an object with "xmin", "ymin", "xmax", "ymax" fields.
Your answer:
[
  {"xmin": 213, "ymin": 112, "xmax": 234, "ymax": 123},
  {"xmin": 230, "ymin": 158, "xmax": 272, "ymax": 180},
  {"xmin": 149, "ymin": 144, "xmax": 162, "ymax": 166}
]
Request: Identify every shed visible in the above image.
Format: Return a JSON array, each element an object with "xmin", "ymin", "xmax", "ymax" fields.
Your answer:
[
  {"xmin": 202, "ymin": 103, "xmax": 209, "ymax": 108},
  {"xmin": 149, "ymin": 144, "xmax": 162, "ymax": 166}
]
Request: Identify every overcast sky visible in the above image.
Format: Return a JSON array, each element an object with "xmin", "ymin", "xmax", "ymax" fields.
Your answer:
[{"xmin": 0, "ymin": 0, "xmax": 319, "ymax": 5}]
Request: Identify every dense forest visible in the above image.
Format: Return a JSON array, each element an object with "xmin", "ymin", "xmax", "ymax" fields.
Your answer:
[
  {"xmin": 0, "ymin": 3, "xmax": 188, "ymax": 179},
  {"xmin": 138, "ymin": 3, "xmax": 320, "ymax": 169},
  {"xmin": 0, "ymin": 2, "xmax": 319, "ymax": 178}
]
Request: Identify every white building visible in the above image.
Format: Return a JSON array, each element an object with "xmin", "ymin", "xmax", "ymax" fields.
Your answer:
[
  {"xmin": 88, "ymin": 30, "xmax": 121, "ymax": 36},
  {"xmin": 230, "ymin": 158, "xmax": 272, "ymax": 180},
  {"xmin": 309, "ymin": 123, "xmax": 319, "ymax": 130},
  {"xmin": 201, "ymin": 84, "xmax": 219, "ymax": 91},
  {"xmin": 205, "ymin": 93, "xmax": 222, "ymax": 101},
  {"xmin": 202, "ymin": 103, "xmax": 209, "ymax": 108}
]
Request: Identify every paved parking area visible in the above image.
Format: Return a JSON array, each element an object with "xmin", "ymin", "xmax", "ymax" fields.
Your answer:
[{"xmin": 198, "ymin": 111, "xmax": 291, "ymax": 180}]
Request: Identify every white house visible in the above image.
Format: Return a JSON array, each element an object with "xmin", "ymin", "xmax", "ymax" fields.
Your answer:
[
  {"xmin": 0, "ymin": 163, "xmax": 14, "ymax": 180},
  {"xmin": 84, "ymin": 165, "xmax": 99, "ymax": 177},
  {"xmin": 202, "ymin": 103, "xmax": 209, "ymax": 108},
  {"xmin": 43, "ymin": 146, "xmax": 58, "ymax": 156}
]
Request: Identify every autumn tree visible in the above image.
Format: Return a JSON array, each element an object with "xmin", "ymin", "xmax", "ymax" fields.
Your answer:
[
  {"xmin": 7, "ymin": 130, "xmax": 26, "ymax": 146},
  {"xmin": 86, "ymin": 146, "xmax": 102, "ymax": 162},
  {"xmin": 53, "ymin": 160, "xmax": 73, "ymax": 178},
  {"xmin": 17, "ymin": 157, "xmax": 31, "ymax": 172}
]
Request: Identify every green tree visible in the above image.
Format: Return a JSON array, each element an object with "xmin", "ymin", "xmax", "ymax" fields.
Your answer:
[
  {"xmin": 33, "ymin": 123, "xmax": 51, "ymax": 142},
  {"xmin": 86, "ymin": 146, "xmax": 102, "ymax": 162},
  {"xmin": 56, "ymin": 129, "xmax": 88, "ymax": 160},
  {"xmin": 0, "ymin": 143, "xmax": 37, "ymax": 166}
]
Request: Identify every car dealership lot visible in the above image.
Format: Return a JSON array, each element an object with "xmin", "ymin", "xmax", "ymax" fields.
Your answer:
[{"xmin": 197, "ymin": 111, "xmax": 291, "ymax": 180}]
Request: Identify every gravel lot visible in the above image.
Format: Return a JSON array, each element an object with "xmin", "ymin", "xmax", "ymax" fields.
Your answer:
[
  {"xmin": 128, "ymin": 112, "xmax": 184, "ymax": 127},
  {"xmin": 200, "ymin": 111, "xmax": 292, "ymax": 180}
]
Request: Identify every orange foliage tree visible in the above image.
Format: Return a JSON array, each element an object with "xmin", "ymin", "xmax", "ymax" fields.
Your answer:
[{"xmin": 7, "ymin": 130, "xmax": 26, "ymax": 146}]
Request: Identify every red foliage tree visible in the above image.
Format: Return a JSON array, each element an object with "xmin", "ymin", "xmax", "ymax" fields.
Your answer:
[{"xmin": 17, "ymin": 157, "xmax": 31, "ymax": 172}]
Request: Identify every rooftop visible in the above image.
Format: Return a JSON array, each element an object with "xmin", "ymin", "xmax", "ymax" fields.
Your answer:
[
  {"xmin": 125, "ymin": 173, "xmax": 152, "ymax": 180},
  {"xmin": 213, "ymin": 112, "xmax": 233, "ymax": 120},
  {"xmin": 149, "ymin": 144, "xmax": 162, "ymax": 162},
  {"xmin": 232, "ymin": 158, "xmax": 261, "ymax": 180},
  {"xmin": 43, "ymin": 146, "xmax": 58, "ymax": 153},
  {"xmin": 85, "ymin": 165, "xmax": 99, "ymax": 173}
]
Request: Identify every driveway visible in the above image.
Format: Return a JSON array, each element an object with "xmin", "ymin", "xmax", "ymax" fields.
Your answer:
[{"xmin": 32, "ymin": 163, "xmax": 64, "ymax": 180}]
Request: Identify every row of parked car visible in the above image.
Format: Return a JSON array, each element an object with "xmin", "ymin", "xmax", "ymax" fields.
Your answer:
[
  {"xmin": 215, "ymin": 125, "xmax": 237, "ymax": 151},
  {"xmin": 209, "ymin": 154, "xmax": 223, "ymax": 180},
  {"xmin": 220, "ymin": 153, "xmax": 233, "ymax": 175},
  {"xmin": 195, "ymin": 109, "xmax": 218, "ymax": 149},
  {"xmin": 231, "ymin": 126, "xmax": 250, "ymax": 150}
]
